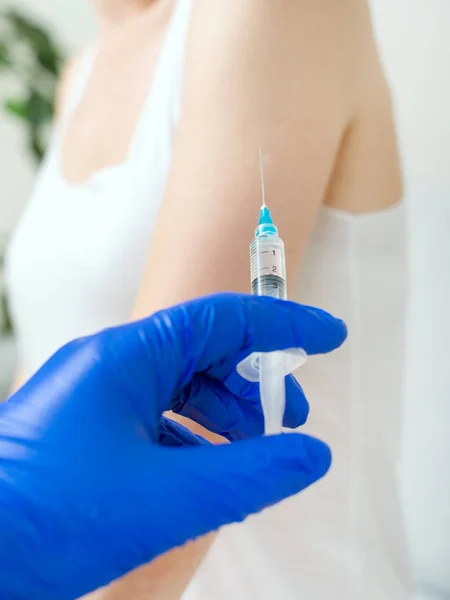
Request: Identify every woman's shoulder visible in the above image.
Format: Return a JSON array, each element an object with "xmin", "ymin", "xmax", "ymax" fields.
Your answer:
[{"xmin": 183, "ymin": 0, "xmax": 379, "ymax": 112}]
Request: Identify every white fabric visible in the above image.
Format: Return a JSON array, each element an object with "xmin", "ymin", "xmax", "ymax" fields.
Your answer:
[{"xmin": 5, "ymin": 0, "xmax": 411, "ymax": 598}]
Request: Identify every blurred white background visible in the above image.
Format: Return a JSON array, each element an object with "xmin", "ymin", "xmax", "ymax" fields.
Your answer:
[{"xmin": 0, "ymin": 1, "xmax": 449, "ymax": 598}]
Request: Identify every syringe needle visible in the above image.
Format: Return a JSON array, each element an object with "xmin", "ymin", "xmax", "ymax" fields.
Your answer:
[{"xmin": 258, "ymin": 148, "xmax": 266, "ymax": 208}]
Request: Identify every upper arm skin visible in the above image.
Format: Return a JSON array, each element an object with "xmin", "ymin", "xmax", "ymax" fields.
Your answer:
[{"xmin": 133, "ymin": 0, "xmax": 355, "ymax": 320}]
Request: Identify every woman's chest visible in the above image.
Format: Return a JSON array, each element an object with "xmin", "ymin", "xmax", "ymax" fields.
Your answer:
[{"xmin": 5, "ymin": 161, "xmax": 165, "ymax": 331}]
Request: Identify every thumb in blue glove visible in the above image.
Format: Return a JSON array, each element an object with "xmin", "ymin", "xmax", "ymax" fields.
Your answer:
[{"xmin": 0, "ymin": 293, "xmax": 347, "ymax": 599}]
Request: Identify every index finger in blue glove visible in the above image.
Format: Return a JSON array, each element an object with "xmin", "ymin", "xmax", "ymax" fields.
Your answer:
[{"xmin": 111, "ymin": 293, "xmax": 346, "ymax": 421}]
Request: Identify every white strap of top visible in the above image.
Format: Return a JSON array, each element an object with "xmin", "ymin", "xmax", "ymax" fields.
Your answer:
[{"xmin": 58, "ymin": 41, "xmax": 98, "ymax": 129}]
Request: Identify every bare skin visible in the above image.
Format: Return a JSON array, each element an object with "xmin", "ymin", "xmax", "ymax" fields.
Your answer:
[{"xmin": 13, "ymin": 0, "xmax": 403, "ymax": 598}]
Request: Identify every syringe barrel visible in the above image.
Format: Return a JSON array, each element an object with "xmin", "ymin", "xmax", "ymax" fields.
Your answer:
[
  {"xmin": 250, "ymin": 234, "xmax": 287, "ymax": 299},
  {"xmin": 245, "ymin": 230, "xmax": 298, "ymax": 435}
]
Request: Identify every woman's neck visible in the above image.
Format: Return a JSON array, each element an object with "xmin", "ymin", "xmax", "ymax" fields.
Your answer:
[{"xmin": 92, "ymin": 0, "xmax": 157, "ymax": 30}]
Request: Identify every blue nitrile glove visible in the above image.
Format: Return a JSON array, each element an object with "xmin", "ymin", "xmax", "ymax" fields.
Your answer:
[{"xmin": 0, "ymin": 294, "xmax": 347, "ymax": 600}]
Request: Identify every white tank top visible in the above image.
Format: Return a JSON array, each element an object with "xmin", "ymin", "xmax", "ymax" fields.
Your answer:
[{"xmin": 5, "ymin": 1, "xmax": 411, "ymax": 597}]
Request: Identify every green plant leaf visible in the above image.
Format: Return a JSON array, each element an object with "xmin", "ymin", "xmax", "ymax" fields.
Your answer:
[
  {"xmin": 4, "ymin": 98, "xmax": 29, "ymax": 120},
  {"xmin": 27, "ymin": 90, "xmax": 53, "ymax": 126},
  {"xmin": 4, "ymin": 9, "xmax": 64, "ymax": 75},
  {"xmin": 0, "ymin": 41, "xmax": 10, "ymax": 68},
  {"xmin": 37, "ymin": 44, "xmax": 64, "ymax": 76},
  {"xmin": 0, "ymin": 292, "xmax": 13, "ymax": 334},
  {"xmin": 29, "ymin": 126, "xmax": 45, "ymax": 163},
  {"xmin": 1, "ymin": 8, "xmax": 65, "ymax": 164}
]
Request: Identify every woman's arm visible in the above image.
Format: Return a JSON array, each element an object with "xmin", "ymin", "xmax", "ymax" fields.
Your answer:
[
  {"xmin": 119, "ymin": 1, "xmax": 356, "ymax": 598},
  {"xmin": 133, "ymin": 0, "xmax": 354, "ymax": 321},
  {"xmin": 85, "ymin": 541, "xmax": 213, "ymax": 600}
]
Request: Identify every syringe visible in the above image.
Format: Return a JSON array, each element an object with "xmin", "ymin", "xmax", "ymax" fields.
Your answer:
[
  {"xmin": 237, "ymin": 151, "xmax": 307, "ymax": 435},
  {"xmin": 251, "ymin": 150, "xmax": 287, "ymax": 301}
]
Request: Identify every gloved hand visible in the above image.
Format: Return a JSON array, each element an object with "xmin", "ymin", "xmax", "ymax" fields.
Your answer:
[{"xmin": 0, "ymin": 293, "xmax": 346, "ymax": 600}]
